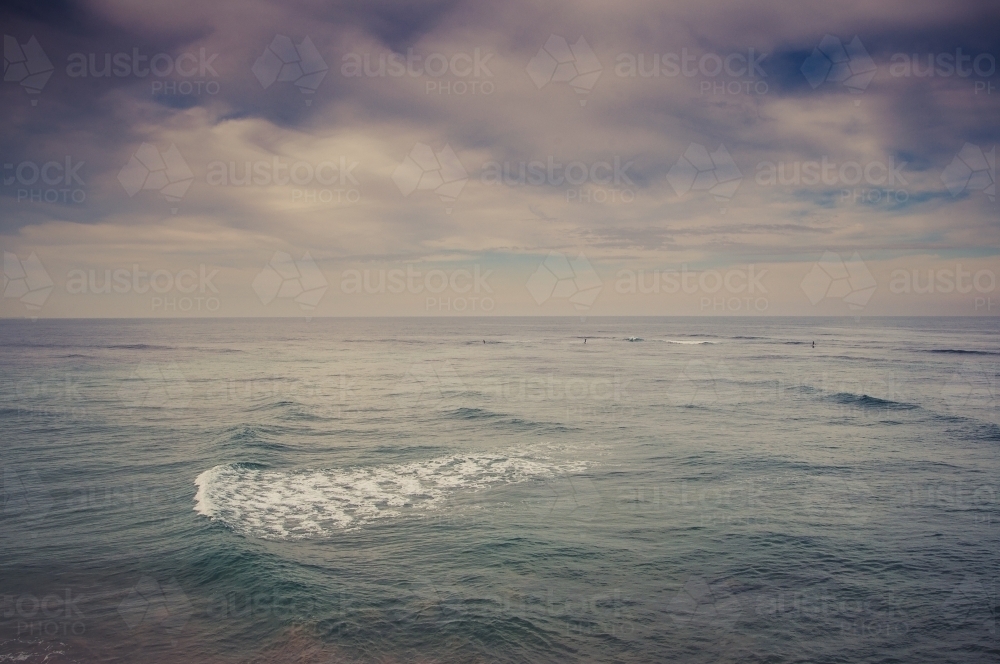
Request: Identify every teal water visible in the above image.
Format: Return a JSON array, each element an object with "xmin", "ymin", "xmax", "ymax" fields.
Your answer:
[{"xmin": 1, "ymin": 317, "xmax": 998, "ymax": 662}]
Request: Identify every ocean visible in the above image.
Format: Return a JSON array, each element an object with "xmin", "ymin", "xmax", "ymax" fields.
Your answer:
[{"xmin": 0, "ymin": 317, "xmax": 997, "ymax": 663}]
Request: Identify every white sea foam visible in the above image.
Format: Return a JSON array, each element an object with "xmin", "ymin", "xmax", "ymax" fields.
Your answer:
[
  {"xmin": 658, "ymin": 339, "xmax": 717, "ymax": 345},
  {"xmin": 194, "ymin": 452, "xmax": 584, "ymax": 540}
]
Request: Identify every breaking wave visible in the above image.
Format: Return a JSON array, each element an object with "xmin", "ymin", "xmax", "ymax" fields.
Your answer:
[{"xmin": 195, "ymin": 451, "xmax": 584, "ymax": 540}]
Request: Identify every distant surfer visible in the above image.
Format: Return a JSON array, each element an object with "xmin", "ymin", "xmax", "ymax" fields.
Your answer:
[
  {"xmin": 584, "ymin": 338, "xmax": 587, "ymax": 344},
  {"xmin": 812, "ymin": 341, "xmax": 815, "ymax": 348}
]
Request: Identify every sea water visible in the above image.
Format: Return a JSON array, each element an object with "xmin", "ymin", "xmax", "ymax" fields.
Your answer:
[{"xmin": 0, "ymin": 317, "xmax": 997, "ymax": 662}]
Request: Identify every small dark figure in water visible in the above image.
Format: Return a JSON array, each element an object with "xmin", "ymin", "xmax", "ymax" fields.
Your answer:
[
  {"xmin": 483, "ymin": 340, "xmax": 485, "ymax": 344},
  {"xmin": 584, "ymin": 338, "xmax": 587, "ymax": 344},
  {"xmin": 812, "ymin": 341, "xmax": 815, "ymax": 348}
]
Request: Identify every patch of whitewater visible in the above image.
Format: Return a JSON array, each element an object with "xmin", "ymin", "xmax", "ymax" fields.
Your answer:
[{"xmin": 194, "ymin": 452, "xmax": 586, "ymax": 540}]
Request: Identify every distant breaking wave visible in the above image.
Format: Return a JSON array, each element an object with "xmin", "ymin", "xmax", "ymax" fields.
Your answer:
[
  {"xmin": 829, "ymin": 392, "xmax": 919, "ymax": 410},
  {"xmin": 926, "ymin": 349, "xmax": 999, "ymax": 356},
  {"xmin": 195, "ymin": 452, "xmax": 585, "ymax": 540}
]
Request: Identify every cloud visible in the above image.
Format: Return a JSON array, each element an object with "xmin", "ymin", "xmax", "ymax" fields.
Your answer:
[{"xmin": 1, "ymin": 0, "xmax": 998, "ymax": 315}]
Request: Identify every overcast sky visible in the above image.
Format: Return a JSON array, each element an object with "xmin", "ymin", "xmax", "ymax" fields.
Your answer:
[{"xmin": 2, "ymin": 0, "xmax": 998, "ymax": 317}]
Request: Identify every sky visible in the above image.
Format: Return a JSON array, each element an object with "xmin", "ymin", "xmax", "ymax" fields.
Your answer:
[{"xmin": 1, "ymin": 0, "xmax": 998, "ymax": 317}]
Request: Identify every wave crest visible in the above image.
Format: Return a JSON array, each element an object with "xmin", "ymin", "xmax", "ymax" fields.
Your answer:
[{"xmin": 194, "ymin": 452, "xmax": 583, "ymax": 540}]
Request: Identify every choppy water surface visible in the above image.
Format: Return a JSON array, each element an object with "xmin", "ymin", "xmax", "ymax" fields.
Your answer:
[{"xmin": 0, "ymin": 317, "xmax": 998, "ymax": 662}]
